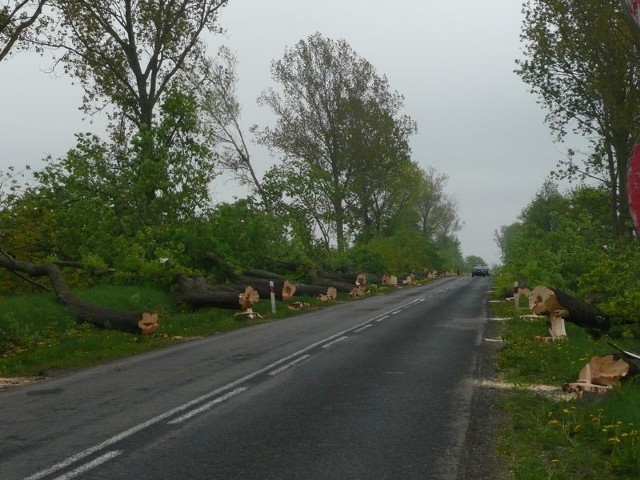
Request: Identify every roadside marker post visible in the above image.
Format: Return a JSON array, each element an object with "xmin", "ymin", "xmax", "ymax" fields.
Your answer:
[{"xmin": 270, "ymin": 281, "xmax": 276, "ymax": 313}]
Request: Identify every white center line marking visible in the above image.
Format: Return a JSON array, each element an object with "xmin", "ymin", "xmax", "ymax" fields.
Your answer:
[
  {"xmin": 268, "ymin": 355, "xmax": 311, "ymax": 376},
  {"xmin": 322, "ymin": 336, "xmax": 349, "ymax": 349},
  {"xmin": 51, "ymin": 451, "xmax": 123, "ymax": 480},
  {"xmin": 376, "ymin": 315, "xmax": 389, "ymax": 322},
  {"xmin": 168, "ymin": 387, "xmax": 248, "ymax": 424},
  {"xmin": 353, "ymin": 324, "xmax": 372, "ymax": 333}
]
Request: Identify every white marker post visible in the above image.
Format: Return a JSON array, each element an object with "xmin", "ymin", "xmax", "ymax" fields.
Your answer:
[
  {"xmin": 269, "ymin": 280, "xmax": 276, "ymax": 313},
  {"xmin": 513, "ymin": 281, "xmax": 520, "ymax": 310}
]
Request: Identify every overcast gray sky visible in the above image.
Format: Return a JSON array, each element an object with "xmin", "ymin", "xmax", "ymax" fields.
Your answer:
[{"xmin": 0, "ymin": 0, "xmax": 571, "ymax": 266}]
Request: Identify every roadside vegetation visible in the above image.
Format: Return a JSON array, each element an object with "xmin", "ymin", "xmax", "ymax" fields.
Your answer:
[
  {"xmin": 0, "ymin": 282, "xmax": 418, "ymax": 378},
  {"xmin": 490, "ymin": 3, "xmax": 640, "ymax": 473},
  {"xmin": 489, "ymin": 300, "xmax": 640, "ymax": 479}
]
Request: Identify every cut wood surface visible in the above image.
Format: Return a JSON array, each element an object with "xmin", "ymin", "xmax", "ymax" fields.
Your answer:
[
  {"xmin": 579, "ymin": 355, "xmax": 629, "ymax": 386},
  {"xmin": 282, "ymin": 280, "xmax": 296, "ymax": 301},
  {"xmin": 318, "ymin": 287, "xmax": 337, "ymax": 302},
  {"xmin": 348, "ymin": 285, "xmax": 365, "ymax": 297},
  {"xmin": 549, "ymin": 310, "xmax": 568, "ymax": 340},
  {"xmin": 239, "ymin": 286, "xmax": 260, "ymax": 311},
  {"xmin": 381, "ymin": 274, "xmax": 398, "ymax": 286}
]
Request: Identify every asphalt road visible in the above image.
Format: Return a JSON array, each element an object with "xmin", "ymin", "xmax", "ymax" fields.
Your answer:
[{"xmin": 1, "ymin": 276, "xmax": 491, "ymax": 480}]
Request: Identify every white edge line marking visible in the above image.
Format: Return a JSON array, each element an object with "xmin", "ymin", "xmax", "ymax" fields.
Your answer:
[
  {"xmin": 322, "ymin": 336, "xmax": 349, "ymax": 349},
  {"xmin": 353, "ymin": 324, "xmax": 372, "ymax": 333},
  {"xmin": 51, "ymin": 450, "xmax": 123, "ymax": 480},
  {"xmin": 168, "ymin": 387, "xmax": 248, "ymax": 424},
  {"xmin": 24, "ymin": 292, "xmax": 427, "ymax": 480},
  {"xmin": 268, "ymin": 355, "xmax": 311, "ymax": 376}
]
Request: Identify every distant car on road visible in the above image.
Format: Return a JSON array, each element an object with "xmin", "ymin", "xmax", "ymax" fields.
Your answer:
[{"xmin": 471, "ymin": 265, "xmax": 489, "ymax": 277}]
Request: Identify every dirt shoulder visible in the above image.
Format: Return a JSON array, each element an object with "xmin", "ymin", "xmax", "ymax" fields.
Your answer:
[{"xmin": 457, "ymin": 307, "xmax": 509, "ymax": 480}]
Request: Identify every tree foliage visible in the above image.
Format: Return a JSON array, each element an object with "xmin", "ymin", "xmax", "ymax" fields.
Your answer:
[
  {"xmin": 41, "ymin": 0, "xmax": 228, "ymax": 128},
  {"xmin": 497, "ymin": 181, "xmax": 640, "ymax": 325},
  {"xmin": 256, "ymin": 32, "xmax": 417, "ymax": 252},
  {"xmin": 26, "ymin": 90, "xmax": 216, "ymax": 273},
  {"xmin": 0, "ymin": 0, "xmax": 47, "ymax": 61},
  {"xmin": 516, "ymin": 0, "xmax": 640, "ymax": 234}
]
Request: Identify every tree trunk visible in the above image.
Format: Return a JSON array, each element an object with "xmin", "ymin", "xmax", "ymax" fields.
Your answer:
[
  {"xmin": 528, "ymin": 285, "xmax": 610, "ymax": 336},
  {"xmin": 550, "ymin": 288, "xmax": 611, "ymax": 335},
  {"xmin": 171, "ymin": 276, "xmax": 244, "ymax": 310},
  {"xmin": 0, "ymin": 251, "xmax": 158, "ymax": 335}
]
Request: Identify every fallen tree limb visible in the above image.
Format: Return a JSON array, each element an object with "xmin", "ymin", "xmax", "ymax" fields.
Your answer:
[{"xmin": 0, "ymin": 251, "xmax": 158, "ymax": 335}]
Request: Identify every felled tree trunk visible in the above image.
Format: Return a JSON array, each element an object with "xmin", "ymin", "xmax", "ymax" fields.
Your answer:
[
  {"xmin": 551, "ymin": 288, "xmax": 610, "ymax": 335},
  {"xmin": 203, "ymin": 252, "xmax": 294, "ymax": 300},
  {"xmin": 0, "ymin": 251, "xmax": 158, "ymax": 335},
  {"xmin": 291, "ymin": 282, "xmax": 331, "ymax": 298},
  {"xmin": 307, "ymin": 272, "xmax": 355, "ymax": 293},
  {"xmin": 528, "ymin": 285, "xmax": 610, "ymax": 337},
  {"xmin": 172, "ymin": 276, "xmax": 244, "ymax": 310}
]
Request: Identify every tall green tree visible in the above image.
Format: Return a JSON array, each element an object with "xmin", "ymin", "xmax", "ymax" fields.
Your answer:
[
  {"xmin": 256, "ymin": 32, "xmax": 417, "ymax": 252},
  {"xmin": 42, "ymin": 0, "xmax": 228, "ymax": 128},
  {"xmin": 415, "ymin": 166, "xmax": 459, "ymax": 241},
  {"xmin": 516, "ymin": 0, "xmax": 640, "ymax": 235}
]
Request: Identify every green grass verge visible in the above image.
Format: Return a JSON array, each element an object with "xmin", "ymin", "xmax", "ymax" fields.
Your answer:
[
  {"xmin": 0, "ymin": 283, "xmax": 394, "ymax": 377},
  {"xmin": 492, "ymin": 301, "xmax": 640, "ymax": 479}
]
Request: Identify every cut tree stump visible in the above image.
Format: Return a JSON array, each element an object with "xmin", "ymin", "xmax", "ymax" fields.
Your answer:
[
  {"xmin": 235, "ymin": 286, "xmax": 262, "ymax": 320},
  {"xmin": 348, "ymin": 285, "xmax": 365, "ymax": 298},
  {"xmin": 381, "ymin": 274, "xmax": 398, "ymax": 286},
  {"xmin": 318, "ymin": 287, "xmax": 337, "ymax": 302},
  {"xmin": 564, "ymin": 354, "xmax": 630, "ymax": 397},
  {"xmin": 581, "ymin": 355, "xmax": 629, "ymax": 386},
  {"xmin": 239, "ymin": 286, "xmax": 260, "ymax": 311},
  {"xmin": 549, "ymin": 309, "xmax": 568, "ymax": 340}
]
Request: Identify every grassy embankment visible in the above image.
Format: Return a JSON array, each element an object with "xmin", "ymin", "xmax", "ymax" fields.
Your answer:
[
  {"xmin": 0, "ymin": 284, "xmax": 371, "ymax": 377},
  {"xmin": 492, "ymin": 299, "xmax": 640, "ymax": 479}
]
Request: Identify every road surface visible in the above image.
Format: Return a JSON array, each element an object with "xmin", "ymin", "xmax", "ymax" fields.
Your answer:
[{"xmin": 1, "ymin": 276, "xmax": 491, "ymax": 479}]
